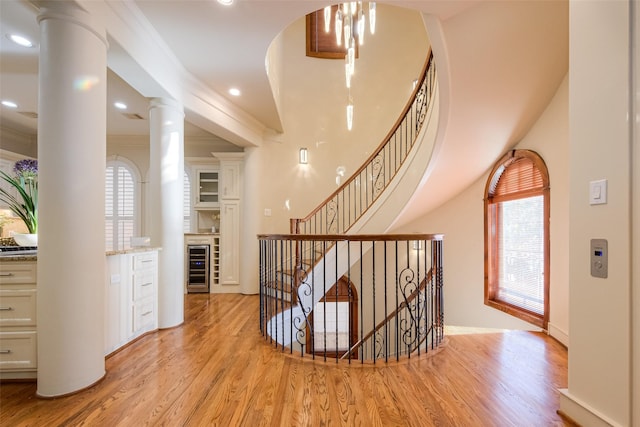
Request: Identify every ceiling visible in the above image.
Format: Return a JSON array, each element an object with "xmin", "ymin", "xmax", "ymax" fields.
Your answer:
[
  {"xmin": 0, "ymin": 0, "xmax": 477, "ymax": 143},
  {"xmin": 0, "ymin": 0, "xmax": 568, "ymax": 222}
]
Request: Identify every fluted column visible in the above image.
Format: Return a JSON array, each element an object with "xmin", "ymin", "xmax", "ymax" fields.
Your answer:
[
  {"xmin": 148, "ymin": 98, "xmax": 184, "ymax": 328},
  {"xmin": 36, "ymin": 2, "xmax": 107, "ymax": 396}
]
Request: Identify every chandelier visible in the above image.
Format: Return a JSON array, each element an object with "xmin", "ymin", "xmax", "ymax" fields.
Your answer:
[{"xmin": 322, "ymin": 2, "xmax": 377, "ymax": 130}]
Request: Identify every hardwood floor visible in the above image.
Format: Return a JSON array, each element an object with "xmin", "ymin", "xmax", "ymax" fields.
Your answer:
[{"xmin": 0, "ymin": 294, "xmax": 573, "ymax": 426}]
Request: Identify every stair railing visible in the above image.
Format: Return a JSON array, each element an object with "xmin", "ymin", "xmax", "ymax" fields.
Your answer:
[
  {"xmin": 259, "ymin": 233, "xmax": 444, "ymax": 363},
  {"xmin": 340, "ymin": 267, "xmax": 439, "ymax": 361},
  {"xmin": 290, "ymin": 51, "xmax": 435, "ymax": 236}
]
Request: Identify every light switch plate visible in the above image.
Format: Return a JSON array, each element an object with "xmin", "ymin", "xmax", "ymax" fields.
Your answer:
[{"xmin": 589, "ymin": 179, "xmax": 607, "ymax": 205}]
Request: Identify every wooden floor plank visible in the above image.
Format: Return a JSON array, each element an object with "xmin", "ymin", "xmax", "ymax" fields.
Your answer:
[{"xmin": 0, "ymin": 294, "xmax": 573, "ymax": 426}]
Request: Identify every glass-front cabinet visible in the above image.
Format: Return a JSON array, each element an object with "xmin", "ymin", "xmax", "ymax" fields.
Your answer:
[{"xmin": 195, "ymin": 169, "xmax": 219, "ymax": 207}]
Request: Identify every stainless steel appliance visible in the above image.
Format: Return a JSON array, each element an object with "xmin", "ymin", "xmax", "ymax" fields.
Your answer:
[{"xmin": 187, "ymin": 244, "xmax": 210, "ymax": 293}]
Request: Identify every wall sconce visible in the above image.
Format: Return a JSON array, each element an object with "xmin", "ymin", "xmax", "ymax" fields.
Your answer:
[{"xmin": 299, "ymin": 147, "xmax": 308, "ymax": 164}]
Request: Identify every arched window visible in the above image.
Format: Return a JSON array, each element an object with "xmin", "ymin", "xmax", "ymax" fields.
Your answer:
[
  {"xmin": 484, "ymin": 149, "xmax": 550, "ymax": 328},
  {"xmin": 105, "ymin": 159, "xmax": 139, "ymax": 251}
]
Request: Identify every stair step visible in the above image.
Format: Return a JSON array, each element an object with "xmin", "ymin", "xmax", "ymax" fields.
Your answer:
[
  {"xmin": 265, "ymin": 280, "xmax": 293, "ymax": 294},
  {"xmin": 278, "ymin": 268, "xmax": 309, "ymax": 278}
]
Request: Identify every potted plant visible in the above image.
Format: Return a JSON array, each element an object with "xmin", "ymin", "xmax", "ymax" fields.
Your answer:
[{"xmin": 0, "ymin": 159, "xmax": 38, "ymax": 245}]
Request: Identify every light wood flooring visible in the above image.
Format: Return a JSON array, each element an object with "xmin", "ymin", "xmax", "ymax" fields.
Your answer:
[{"xmin": 1, "ymin": 294, "xmax": 574, "ymax": 426}]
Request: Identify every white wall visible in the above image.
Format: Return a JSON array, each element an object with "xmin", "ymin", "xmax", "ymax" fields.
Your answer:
[
  {"xmin": 257, "ymin": 4, "xmax": 430, "ymax": 234},
  {"xmin": 559, "ymin": 1, "xmax": 634, "ymax": 426},
  {"xmin": 395, "ymin": 75, "xmax": 569, "ymax": 335}
]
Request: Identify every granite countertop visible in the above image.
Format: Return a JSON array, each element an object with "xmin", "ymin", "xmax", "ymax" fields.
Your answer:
[
  {"xmin": 0, "ymin": 246, "xmax": 162, "ymax": 261},
  {"xmin": 0, "ymin": 238, "xmax": 36, "ymax": 261},
  {"xmin": 184, "ymin": 232, "xmax": 219, "ymax": 236},
  {"xmin": 0, "ymin": 253, "xmax": 37, "ymax": 262},
  {"xmin": 105, "ymin": 247, "xmax": 162, "ymax": 256}
]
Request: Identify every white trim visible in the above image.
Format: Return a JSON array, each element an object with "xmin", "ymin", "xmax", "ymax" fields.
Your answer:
[{"xmin": 559, "ymin": 389, "xmax": 621, "ymax": 427}]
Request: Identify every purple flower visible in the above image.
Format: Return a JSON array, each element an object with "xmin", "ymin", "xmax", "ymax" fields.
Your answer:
[{"xmin": 13, "ymin": 159, "xmax": 38, "ymax": 179}]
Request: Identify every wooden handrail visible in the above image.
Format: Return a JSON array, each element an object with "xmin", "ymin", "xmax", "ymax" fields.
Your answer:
[
  {"xmin": 258, "ymin": 233, "xmax": 444, "ymax": 242},
  {"xmin": 290, "ymin": 50, "xmax": 435, "ymax": 235}
]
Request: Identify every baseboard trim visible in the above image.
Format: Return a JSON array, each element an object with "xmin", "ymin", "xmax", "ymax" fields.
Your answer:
[
  {"xmin": 559, "ymin": 389, "xmax": 622, "ymax": 427},
  {"xmin": 547, "ymin": 322, "xmax": 569, "ymax": 347}
]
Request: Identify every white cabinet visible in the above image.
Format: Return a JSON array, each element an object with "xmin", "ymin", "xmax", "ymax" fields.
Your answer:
[
  {"xmin": 105, "ymin": 249, "xmax": 158, "ymax": 356},
  {"xmin": 219, "ymin": 161, "xmax": 241, "ymax": 199},
  {"xmin": 130, "ymin": 252, "xmax": 158, "ymax": 335},
  {"xmin": 0, "ymin": 261, "xmax": 37, "ymax": 380},
  {"xmin": 194, "ymin": 168, "xmax": 219, "ymax": 208},
  {"xmin": 213, "ymin": 152, "xmax": 244, "ymax": 289},
  {"xmin": 219, "ymin": 202, "xmax": 240, "ymax": 285}
]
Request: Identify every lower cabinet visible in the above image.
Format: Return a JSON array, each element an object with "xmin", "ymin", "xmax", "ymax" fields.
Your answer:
[
  {"xmin": 0, "ymin": 261, "xmax": 37, "ymax": 380},
  {"xmin": 219, "ymin": 201, "xmax": 240, "ymax": 286},
  {"xmin": 105, "ymin": 250, "xmax": 158, "ymax": 356}
]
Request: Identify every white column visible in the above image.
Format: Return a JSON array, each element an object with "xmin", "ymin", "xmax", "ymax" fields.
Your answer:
[
  {"xmin": 148, "ymin": 98, "xmax": 184, "ymax": 328},
  {"xmin": 36, "ymin": 3, "xmax": 107, "ymax": 396}
]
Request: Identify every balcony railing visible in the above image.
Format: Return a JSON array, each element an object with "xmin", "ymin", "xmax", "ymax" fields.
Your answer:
[{"xmin": 259, "ymin": 234, "xmax": 444, "ymax": 363}]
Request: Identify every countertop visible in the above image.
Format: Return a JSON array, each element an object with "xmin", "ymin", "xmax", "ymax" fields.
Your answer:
[
  {"xmin": 106, "ymin": 247, "xmax": 162, "ymax": 256},
  {"xmin": 0, "ymin": 247, "xmax": 161, "ymax": 262},
  {"xmin": 0, "ymin": 253, "xmax": 37, "ymax": 262},
  {"xmin": 184, "ymin": 233, "xmax": 219, "ymax": 236}
]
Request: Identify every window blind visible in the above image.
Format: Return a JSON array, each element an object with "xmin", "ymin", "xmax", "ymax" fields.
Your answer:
[
  {"xmin": 105, "ymin": 162, "xmax": 136, "ymax": 251},
  {"xmin": 496, "ymin": 196, "xmax": 544, "ymax": 314},
  {"xmin": 485, "ymin": 149, "xmax": 549, "ymax": 327},
  {"xmin": 491, "ymin": 157, "xmax": 545, "ymax": 197},
  {"xmin": 183, "ymin": 171, "xmax": 191, "ymax": 233}
]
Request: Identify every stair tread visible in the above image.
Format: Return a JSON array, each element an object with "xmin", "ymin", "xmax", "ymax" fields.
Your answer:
[{"xmin": 265, "ymin": 280, "xmax": 294, "ymax": 293}]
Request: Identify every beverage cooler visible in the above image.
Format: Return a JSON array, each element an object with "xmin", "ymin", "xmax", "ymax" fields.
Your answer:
[{"xmin": 187, "ymin": 244, "xmax": 210, "ymax": 293}]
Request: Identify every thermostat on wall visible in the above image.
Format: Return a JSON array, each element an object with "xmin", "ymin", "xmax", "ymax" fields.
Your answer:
[{"xmin": 590, "ymin": 238, "xmax": 608, "ymax": 279}]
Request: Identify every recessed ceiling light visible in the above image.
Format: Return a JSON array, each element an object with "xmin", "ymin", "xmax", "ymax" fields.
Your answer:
[
  {"xmin": 7, "ymin": 34, "xmax": 34, "ymax": 48},
  {"xmin": 229, "ymin": 88, "xmax": 241, "ymax": 96},
  {"xmin": 1, "ymin": 100, "xmax": 18, "ymax": 108},
  {"xmin": 114, "ymin": 102, "xmax": 127, "ymax": 110},
  {"xmin": 217, "ymin": 0, "xmax": 234, "ymax": 5}
]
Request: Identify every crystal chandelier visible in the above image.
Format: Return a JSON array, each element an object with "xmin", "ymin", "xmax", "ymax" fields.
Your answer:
[{"xmin": 322, "ymin": 2, "xmax": 377, "ymax": 130}]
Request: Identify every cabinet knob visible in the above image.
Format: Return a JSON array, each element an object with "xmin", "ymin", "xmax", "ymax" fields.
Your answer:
[
  {"xmin": 0, "ymin": 307, "xmax": 14, "ymax": 311},
  {"xmin": 0, "ymin": 349, "xmax": 11, "ymax": 354}
]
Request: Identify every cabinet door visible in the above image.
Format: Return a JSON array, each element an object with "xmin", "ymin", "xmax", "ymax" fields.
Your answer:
[
  {"xmin": 0, "ymin": 290, "xmax": 36, "ymax": 327},
  {"xmin": 0, "ymin": 331, "xmax": 37, "ymax": 370},
  {"xmin": 0, "ymin": 262, "xmax": 37, "ymax": 285},
  {"xmin": 219, "ymin": 162, "xmax": 241, "ymax": 200},
  {"xmin": 219, "ymin": 201, "xmax": 240, "ymax": 285},
  {"xmin": 195, "ymin": 169, "xmax": 219, "ymax": 207}
]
